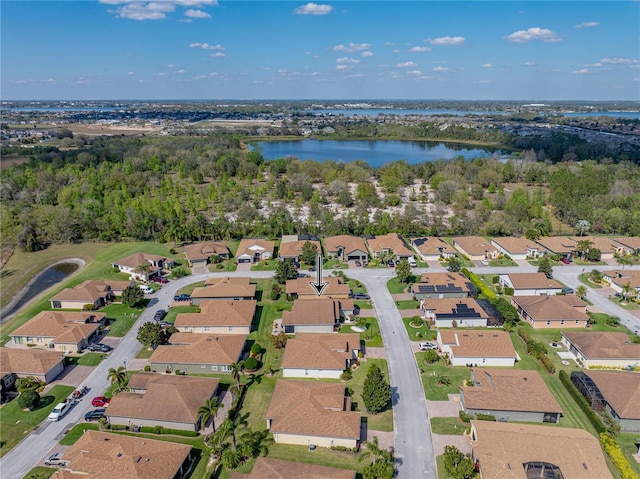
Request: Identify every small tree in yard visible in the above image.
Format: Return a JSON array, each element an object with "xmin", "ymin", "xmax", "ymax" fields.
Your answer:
[
  {"xmin": 122, "ymin": 285, "xmax": 144, "ymax": 308},
  {"xmin": 537, "ymin": 256, "xmax": 554, "ymax": 278},
  {"xmin": 270, "ymin": 331, "xmax": 288, "ymax": 349},
  {"xmin": 300, "ymin": 241, "xmax": 318, "ymax": 265},
  {"xmin": 443, "ymin": 445, "xmax": 476, "ymax": 479},
  {"xmin": 18, "ymin": 388, "xmax": 40, "ymax": 410},
  {"xmin": 423, "ymin": 349, "xmax": 440, "ymax": 364},
  {"xmin": 362, "ymin": 364, "xmax": 391, "ymax": 414},
  {"xmin": 136, "ymin": 321, "xmax": 168, "ymax": 349},
  {"xmin": 446, "ymin": 256, "xmax": 462, "ymax": 272},
  {"xmin": 274, "ymin": 259, "xmax": 298, "ymax": 284},
  {"xmin": 395, "ymin": 258, "xmax": 412, "ymax": 284}
]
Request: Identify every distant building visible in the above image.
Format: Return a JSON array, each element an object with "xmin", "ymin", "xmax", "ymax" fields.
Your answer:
[
  {"xmin": 412, "ymin": 272, "xmax": 476, "ymax": 300},
  {"xmin": 499, "ymin": 273, "xmax": 564, "ymax": 296},
  {"xmin": 190, "ymin": 277, "xmax": 256, "ymax": 304},
  {"xmin": 491, "ymin": 236, "xmax": 544, "ymax": 260},
  {"xmin": 511, "ymin": 295, "xmax": 588, "ymax": 329},
  {"xmin": 410, "ymin": 237, "xmax": 456, "ymax": 261},
  {"xmin": 451, "ymin": 236, "xmax": 498, "ymax": 261},
  {"xmin": 50, "ymin": 280, "xmax": 133, "ymax": 310},
  {"xmin": 419, "ymin": 298, "xmax": 489, "ymax": 328},
  {"xmin": 437, "ymin": 330, "xmax": 517, "ymax": 367},
  {"xmin": 534, "ymin": 236, "xmax": 576, "ymax": 259},
  {"xmin": 561, "ymin": 331, "xmax": 640, "ymax": 369},
  {"xmin": 281, "ymin": 333, "xmax": 361, "ymax": 379},
  {"xmin": 366, "ymin": 233, "xmax": 414, "ymax": 260},
  {"xmin": 112, "ymin": 253, "xmax": 174, "ymax": 281},
  {"xmin": 286, "ymin": 276, "xmax": 351, "ymax": 300},
  {"xmin": 183, "ymin": 242, "xmax": 230, "ymax": 266},
  {"xmin": 235, "ymin": 238, "xmax": 275, "ymax": 264},
  {"xmin": 324, "ymin": 235, "xmax": 368, "ymax": 263},
  {"xmin": 174, "ymin": 300, "xmax": 256, "ymax": 335}
]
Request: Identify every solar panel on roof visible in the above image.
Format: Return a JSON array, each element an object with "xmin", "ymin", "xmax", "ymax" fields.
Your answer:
[{"xmin": 417, "ymin": 285, "xmax": 435, "ymax": 293}]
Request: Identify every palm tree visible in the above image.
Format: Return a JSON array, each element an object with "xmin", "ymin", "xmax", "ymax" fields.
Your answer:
[
  {"xmin": 621, "ymin": 282, "xmax": 634, "ymax": 304},
  {"xmin": 358, "ymin": 436, "xmax": 392, "ymax": 465},
  {"xmin": 107, "ymin": 366, "xmax": 127, "ymax": 392},
  {"xmin": 435, "ymin": 373, "xmax": 451, "ymax": 386},
  {"xmin": 229, "ymin": 361, "xmax": 245, "ymax": 392},
  {"xmin": 134, "ymin": 262, "xmax": 152, "ymax": 280},
  {"xmin": 576, "ymin": 285, "xmax": 588, "ymax": 301},
  {"xmin": 197, "ymin": 397, "xmax": 222, "ymax": 432},
  {"xmin": 576, "ymin": 239, "xmax": 593, "ymax": 260}
]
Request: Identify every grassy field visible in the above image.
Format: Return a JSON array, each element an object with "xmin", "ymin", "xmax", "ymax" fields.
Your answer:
[
  {"xmin": 102, "ymin": 302, "xmax": 147, "ymax": 337},
  {"xmin": 250, "ymin": 260, "xmax": 278, "ymax": 271},
  {"xmin": 430, "ymin": 417, "xmax": 468, "ymax": 435},
  {"xmin": 386, "ymin": 277, "xmax": 415, "ymax": 294},
  {"xmin": 354, "ymin": 300, "xmax": 372, "ymax": 310},
  {"xmin": 488, "ymin": 257, "xmax": 518, "ymax": 267},
  {"xmin": 401, "ymin": 317, "xmax": 437, "ymax": 342},
  {"xmin": 65, "ymin": 353, "xmax": 107, "ymax": 367},
  {"xmin": 21, "ymin": 467, "xmax": 57, "ymax": 479},
  {"xmin": 420, "ymin": 361, "xmax": 470, "ymax": 401},
  {"xmin": 58, "ymin": 423, "xmax": 101, "ymax": 445},
  {"xmin": 164, "ymin": 305, "xmax": 201, "ymax": 324},
  {"xmin": 394, "ymin": 299, "xmax": 420, "ymax": 310},
  {"xmin": 339, "ymin": 317, "xmax": 383, "ymax": 348},
  {"xmin": 347, "ymin": 359, "xmax": 393, "ymax": 432},
  {"xmin": 0, "ymin": 385, "xmax": 76, "ymax": 458}
]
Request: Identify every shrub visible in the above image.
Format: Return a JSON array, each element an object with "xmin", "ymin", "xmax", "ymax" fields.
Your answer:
[
  {"xmin": 600, "ymin": 433, "xmax": 637, "ymax": 479},
  {"xmin": 476, "ymin": 413, "xmax": 496, "ymax": 421},
  {"xmin": 139, "ymin": 426, "xmax": 198, "ymax": 437},
  {"xmin": 270, "ymin": 332, "xmax": 287, "ymax": 349},
  {"xmin": 83, "ymin": 303, "xmax": 95, "ymax": 311},
  {"xmin": 16, "ymin": 376, "xmax": 45, "ymax": 393},
  {"xmin": 340, "ymin": 369, "xmax": 353, "ymax": 381},
  {"xmin": 458, "ymin": 410, "xmax": 473, "ymax": 423},
  {"xmin": 492, "ymin": 275, "xmax": 499, "ymax": 284},
  {"xmin": 155, "ymin": 425, "xmax": 164, "ymax": 434},
  {"xmin": 250, "ymin": 343, "xmax": 263, "ymax": 356},
  {"xmin": 244, "ymin": 356, "xmax": 259, "ymax": 371},
  {"xmin": 144, "ymin": 365, "xmax": 151, "ymax": 372},
  {"xmin": 270, "ymin": 286, "xmax": 280, "ymax": 300},
  {"xmin": 171, "ymin": 266, "xmax": 191, "ymax": 278},
  {"xmin": 17, "ymin": 389, "xmax": 40, "ymax": 410},
  {"xmin": 559, "ymin": 370, "xmax": 605, "ymax": 434},
  {"xmin": 503, "ymin": 287, "xmax": 514, "ymax": 296},
  {"xmin": 461, "ymin": 268, "xmax": 496, "ymax": 300},
  {"xmin": 423, "ymin": 349, "xmax": 440, "ymax": 364}
]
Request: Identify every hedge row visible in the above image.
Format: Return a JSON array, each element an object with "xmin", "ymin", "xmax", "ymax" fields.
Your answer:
[
  {"xmin": 558, "ymin": 370, "xmax": 606, "ymax": 434},
  {"xmin": 517, "ymin": 328, "xmax": 555, "ymax": 374},
  {"xmin": 139, "ymin": 426, "xmax": 198, "ymax": 437},
  {"xmin": 461, "ymin": 268, "xmax": 496, "ymax": 300},
  {"xmin": 600, "ymin": 433, "xmax": 637, "ymax": 479}
]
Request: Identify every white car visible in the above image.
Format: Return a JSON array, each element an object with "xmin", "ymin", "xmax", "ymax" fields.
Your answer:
[
  {"xmin": 418, "ymin": 342, "xmax": 437, "ymax": 351},
  {"xmin": 47, "ymin": 401, "xmax": 72, "ymax": 421},
  {"xmin": 480, "ymin": 259, "xmax": 489, "ymax": 266}
]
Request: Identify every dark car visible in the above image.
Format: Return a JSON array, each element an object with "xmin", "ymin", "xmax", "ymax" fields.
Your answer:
[
  {"xmin": 355, "ymin": 260, "xmax": 362, "ymax": 267},
  {"xmin": 173, "ymin": 294, "xmax": 191, "ymax": 302},
  {"xmin": 562, "ymin": 287, "xmax": 575, "ymax": 294},
  {"xmin": 387, "ymin": 260, "xmax": 395, "ymax": 267},
  {"xmin": 151, "ymin": 276, "xmax": 168, "ymax": 284},
  {"xmin": 353, "ymin": 293, "xmax": 371, "ymax": 300},
  {"xmin": 84, "ymin": 408, "xmax": 106, "ymax": 422},
  {"xmin": 88, "ymin": 343, "xmax": 112, "ymax": 352},
  {"xmin": 91, "ymin": 396, "xmax": 111, "ymax": 407},
  {"xmin": 560, "ymin": 257, "xmax": 572, "ymax": 264},
  {"xmin": 158, "ymin": 321, "xmax": 172, "ymax": 327},
  {"xmin": 44, "ymin": 452, "xmax": 67, "ymax": 466},
  {"xmin": 153, "ymin": 309, "xmax": 166, "ymax": 321}
]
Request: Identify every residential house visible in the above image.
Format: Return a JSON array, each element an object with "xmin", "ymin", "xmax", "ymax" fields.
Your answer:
[
  {"xmin": 149, "ymin": 333, "xmax": 245, "ymax": 375},
  {"xmin": 499, "ymin": 273, "xmax": 564, "ymax": 296},
  {"xmin": 278, "ymin": 238, "xmax": 322, "ymax": 263},
  {"xmin": 112, "ymin": 253, "xmax": 174, "ymax": 281},
  {"xmin": 235, "ymin": 238, "xmax": 275, "ymax": 264},
  {"xmin": 229, "ymin": 457, "xmax": 355, "ymax": 479},
  {"xmin": 491, "ymin": 236, "xmax": 544, "ymax": 260},
  {"xmin": 324, "ymin": 235, "xmax": 368, "ymax": 263},
  {"xmin": 613, "ymin": 236, "xmax": 640, "ymax": 256},
  {"xmin": 534, "ymin": 236, "xmax": 577, "ymax": 259},
  {"xmin": 573, "ymin": 236, "xmax": 619, "ymax": 260},
  {"xmin": 602, "ymin": 269, "xmax": 640, "ymax": 300},
  {"xmin": 412, "ymin": 272, "xmax": 476, "ymax": 300},
  {"xmin": 0, "ymin": 348, "xmax": 65, "ymax": 384},
  {"xmin": 50, "ymin": 280, "xmax": 133, "ymax": 310},
  {"xmin": 437, "ymin": 330, "xmax": 517, "ymax": 367},
  {"xmin": 281, "ymin": 299, "xmax": 341, "ymax": 334},
  {"xmin": 470, "ymin": 420, "xmax": 612, "ymax": 479},
  {"xmin": 10, "ymin": 311, "xmax": 105, "ymax": 353},
  {"xmin": 410, "ymin": 237, "xmax": 456, "ymax": 261},
  {"xmin": 190, "ymin": 277, "xmax": 256, "ymax": 305},
  {"xmin": 561, "ymin": 331, "xmax": 640, "ymax": 369},
  {"xmin": 105, "ymin": 373, "xmax": 219, "ymax": 432},
  {"xmin": 571, "ymin": 370, "xmax": 640, "ymax": 432},
  {"xmin": 265, "ymin": 380, "xmax": 361, "ymax": 449},
  {"xmin": 281, "ymin": 333, "xmax": 362, "ymax": 379},
  {"xmin": 451, "ymin": 236, "xmax": 498, "ymax": 261},
  {"xmin": 183, "ymin": 242, "xmax": 230, "ymax": 267},
  {"xmin": 511, "ymin": 295, "xmax": 589, "ymax": 329},
  {"xmin": 460, "ymin": 369, "xmax": 562, "ymax": 423},
  {"xmin": 52, "ymin": 430, "xmax": 194, "ymax": 479},
  {"xmin": 174, "ymin": 300, "xmax": 256, "ymax": 335},
  {"xmin": 419, "ymin": 298, "xmax": 489, "ymax": 328},
  {"xmin": 285, "ymin": 276, "xmax": 351, "ymax": 300},
  {"xmin": 366, "ymin": 233, "xmax": 415, "ymax": 261}
]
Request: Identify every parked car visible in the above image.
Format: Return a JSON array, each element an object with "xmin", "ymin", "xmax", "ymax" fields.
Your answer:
[
  {"xmin": 153, "ymin": 309, "xmax": 166, "ymax": 321},
  {"xmin": 173, "ymin": 294, "xmax": 191, "ymax": 302},
  {"xmin": 562, "ymin": 287, "xmax": 575, "ymax": 294},
  {"xmin": 480, "ymin": 259, "xmax": 489, "ymax": 266},
  {"xmin": 48, "ymin": 400, "xmax": 73, "ymax": 421},
  {"xmin": 158, "ymin": 321, "xmax": 172, "ymax": 327},
  {"xmin": 418, "ymin": 342, "xmax": 438, "ymax": 351},
  {"xmin": 91, "ymin": 396, "xmax": 111, "ymax": 407},
  {"xmin": 88, "ymin": 343, "xmax": 112, "ymax": 352},
  {"xmin": 84, "ymin": 408, "xmax": 106, "ymax": 422},
  {"xmin": 44, "ymin": 452, "xmax": 67, "ymax": 466},
  {"xmin": 352, "ymin": 293, "xmax": 371, "ymax": 300},
  {"xmin": 151, "ymin": 276, "xmax": 168, "ymax": 284},
  {"xmin": 560, "ymin": 257, "xmax": 572, "ymax": 264},
  {"xmin": 387, "ymin": 260, "xmax": 395, "ymax": 267},
  {"xmin": 139, "ymin": 285, "xmax": 154, "ymax": 294},
  {"xmin": 355, "ymin": 260, "xmax": 362, "ymax": 267}
]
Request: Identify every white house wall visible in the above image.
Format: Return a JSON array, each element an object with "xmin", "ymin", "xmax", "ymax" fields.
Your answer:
[
  {"xmin": 272, "ymin": 432, "xmax": 357, "ymax": 449},
  {"xmin": 450, "ymin": 355, "xmax": 516, "ymax": 367},
  {"xmin": 282, "ymin": 368, "xmax": 342, "ymax": 379}
]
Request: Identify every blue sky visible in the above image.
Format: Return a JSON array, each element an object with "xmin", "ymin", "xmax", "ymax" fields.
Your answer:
[{"xmin": 2, "ymin": 1, "xmax": 639, "ymax": 100}]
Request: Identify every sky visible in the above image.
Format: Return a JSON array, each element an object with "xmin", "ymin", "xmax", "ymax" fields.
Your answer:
[{"xmin": 1, "ymin": 1, "xmax": 639, "ymax": 101}]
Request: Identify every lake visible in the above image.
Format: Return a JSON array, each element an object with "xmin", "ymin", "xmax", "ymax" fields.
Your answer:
[
  {"xmin": 302, "ymin": 108, "xmax": 640, "ymax": 119},
  {"xmin": 253, "ymin": 139, "xmax": 505, "ymax": 166}
]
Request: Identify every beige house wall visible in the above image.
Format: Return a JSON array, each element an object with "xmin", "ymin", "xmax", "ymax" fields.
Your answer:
[
  {"xmin": 272, "ymin": 432, "xmax": 357, "ymax": 449},
  {"xmin": 526, "ymin": 318, "xmax": 587, "ymax": 329},
  {"xmin": 53, "ymin": 300, "xmax": 97, "ymax": 310},
  {"xmin": 176, "ymin": 326, "xmax": 251, "ymax": 335},
  {"xmin": 107, "ymin": 415, "xmax": 197, "ymax": 432}
]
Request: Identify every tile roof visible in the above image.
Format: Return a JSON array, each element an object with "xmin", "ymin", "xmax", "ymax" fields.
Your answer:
[
  {"xmin": 439, "ymin": 330, "xmax": 517, "ymax": 358},
  {"xmin": 112, "ymin": 252, "xmax": 168, "ymax": 269},
  {"xmin": 410, "ymin": 237, "xmax": 456, "ymax": 256},
  {"xmin": 285, "ymin": 276, "xmax": 351, "ymax": 297},
  {"xmin": 511, "ymin": 295, "xmax": 588, "ymax": 321},
  {"xmin": 183, "ymin": 242, "xmax": 229, "ymax": 262},
  {"xmin": 278, "ymin": 240, "xmax": 322, "ymax": 259},
  {"xmin": 265, "ymin": 380, "xmax": 361, "ymax": 440},
  {"xmin": 583, "ymin": 370, "xmax": 640, "ymax": 420},
  {"xmin": 414, "ymin": 272, "xmax": 475, "ymax": 294},
  {"xmin": 281, "ymin": 299, "xmax": 340, "ymax": 326},
  {"xmin": 51, "ymin": 280, "xmax": 116, "ymax": 302},
  {"xmin": 419, "ymin": 298, "xmax": 489, "ymax": 321},
  {"xmin": 229, "ymin": 457, "xmax": 355, "ymax": 479},
  {"xmin": 562, "ymin": 331, "xmax": 640, "ymax": 360},
  {"xmin": 10, "ymin": 311, "xmax": 104, "ymax": 344},
  {"xmin": 0, "ymin": 348, "xmax": 64, "ymax": 376},
  {"xmin": 462, "ymin": 368, "xmax": 562, "ymax": 413},
  {"xmin": 491, "ymin": 236, "xmax": 540, "ymax": 254},
  {"xmin": 534, "ymin": 236, "xmax": 577, "ymax": 254},
  {"xmin": 236, "ymin": 238, "xmax": 275, "ymax": 258},
  {"xmin": 106, "ymin": 373, "xmax": 219, "ymax": 424},
  {"xmin": 471, "ymin": 421, "xmax": 612, "ymax": 479},
  {"xmin": 150, "ymin": 333, "xmax": 245, "ymax": 365},
  {"xmin": 452, "ymin": 236, "xmax": 498, "ymax": 256},
  {"xmin": 281, "ymin": 333, "xmax": 361, "ymax": 371},
  {"xmin": 503, "ymin": 273, "xmax": 564, "ymax": 290},
  {"xmin": 53, "ymin": 430, "xmax": 192, "ymax": 479},
  {"xmin": 366, "ymin": 233, "xmax": 414, "ymax": 256},
  {"xmin": 323, "ymin": 235, "xmax": 368, "ymax": 256},
  {"xmin": 192, "ymin": 277, "xmax": 256, "ymax": 299},
  {"xmin": 574, "ymin": 236, "xmax": 620, "ymax": 255},
  {"xmin": 614, "ymin": 236, "xmax": 640, "ymax": 250},
  {"xmin": 175, "ymin": 300, "xmax": 256, "ymax": 328}
]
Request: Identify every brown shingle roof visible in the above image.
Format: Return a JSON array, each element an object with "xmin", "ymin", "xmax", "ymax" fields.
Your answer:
[
  {"xmin": 230, "ymin": 457, "xmax": 355, "ymax": 479},
  {"xmin": 491, "ymin": 236, "xmax": 540, "ymax": 255},
  {"xmin": 192, "ymin": 277, "xmax": 256, "ymax": 299},
  {"xmin": 236, "ymin": 238, "xmax": 275, "ymax": 258},
  {"xmin": 0, "ymin": 348, "xmax": 63, "ymax": 376},
  {"xmin": 534, "ymin": 236, "xmax": 577, "ymax": 254},
  {"xmin": 562, "ymin": 331, "xmax": 640, "ymax": 360},
  {"xmin": 512, "ymin": 295, "xmax": 588, "ymax": 321},
  {"xmin": 175, "ymin": 300, "xmax": 256, "ymax": 328},
  {"xmin": 150, "ymin": 333, "xmax": 245, "ymax": 365},
  {"xmin": 583, "ymin": 370, "xmax": 640, "ymax": 420},
  {"xmin": 324, "ymin": 235, "xmax": 368, "ymax": 256},
  {"xmin": 439, "ymin": 330, "xmax": 516, "ymax": 358},
  {"xmin": 614, "ymin": 236, "xmax": 640, "ymax": 251},
  {"xmin": 574, "ymin": 236, "xmax": 619, "ymax": 255},
  {"xmin": 462, "ymin": 368, "xmax": 562, "ymax": 413},
  {"xmin": 53, "ymin": 430, "xmax": 192, "ymax": 479},
  {"xmin": 265, "ymin": 380, "xmax": 361, "ymax": 440},
  {"xmin": 419, "ymin": 298, "xmax": 489, "ymax": 320},
  {"xmin": 366, "ymin": 233, "xmax": 414, "ymax": 256},
  {"xmin": 285, "ymin": 277, "xmax": 351, "ymax": 297},
  {"xmin": 10, "ymin": 311, "xmax": 104, "ymax": 344},
  {"xmin": 281, "ymin": 299, "xmax": 340, "ymax": 326},
  {"xmin": 112, "ymin": 252, "xmax": 168, "ymax": 269},
  {"xmin": 278, "ymin": 240, "xmax": 321, "ymax": 259},
  {"xmin": 410, "ymin": 237, "xmax": 456, "ymax": 257},
  {"xmin": 503, "ymin": 273, "xmax": 564, "ymax": 290},
  {"xmin": 414, "ymin": 272, "xmax": 475, "ymax": 295},
  {"xmin": 452, "ymin": 236, "xmax": 498, "ymax": 257},
  {"xmin": 51, "ymin": 280, "xmax": 114, "ymax": 302},
  {"xmin": 281, "ymin": 333, "xmax": 361, "ymax": 371},
  {"xmin": 184, "ymin": 242, "xmax": 229, "ymax": 262},
  {"xmin": 471, "ymin": 421, "xmax": 612, "ymax": 479},
  {"xmin": 106, "ymin": 373, "xmax": 219, "ymax": 424}
]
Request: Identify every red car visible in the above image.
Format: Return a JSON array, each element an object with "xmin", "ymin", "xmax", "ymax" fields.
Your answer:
[
  {"xmin": 560, "ymin": 257, "xmax": 572, "ymax": 265},
  {"xmin": 91, "ymin": 396, "xmax": 111, "ymax": 407}
]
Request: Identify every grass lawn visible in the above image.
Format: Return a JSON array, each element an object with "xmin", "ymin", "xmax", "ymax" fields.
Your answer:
[
  {"xmin": 354, "ymin": 300, "xmax": 373, "ymax": 310},
  {"xmin": 617, "ymin": 433, "xmax": 640, "ymax": 477},
  {"xmin": 386, "ymin": 277, "xmax": 415, "ymax": 294},
  {"xmin": 59, "ymin": 423, "xmax": 101, "ymax": 445},
  {"xmin": 164, "ymin": 305, "xmax": 200, "ymax": 324},
  {"xmin": 401, "ymin": 316, "xmax": 437, "ymax": 342},
  {"xmin": 488, "ymin": 257, "xmax": 518, "ymax": 267},
  {"xmin": 250, "ymin": 260, "xmax": 278, "ymax": 271},
  {"xmin": 578, "ymin": 273, "xmax": 603, "ymax": 288},
  {"xmin": 21, "ymin": 467, "xmax": 57, "ymax": 479},
  {"xmin": 0, "ymin": 385, "xmax": 76, "ymax": 458},
  {"xmin": 339, "ymin": 317, "xmax": 383, "ymax": 348},
  {"xmin": 346, "ymin": 359, "xmax": 393, "ymax": 432},
  {"xmin": 208, "ymin": 259, "xmax": 237, "ymax": 272},
  {"xmin": 394, "ymin": 299, "xmax": 420, "ymax": 310},
  {"xmin": 135, "ymin": 346, "xmax": 155, "ymax": 359},
  {"xmin": 420, "ymin": 362, "xmax": 470, "ymax": 401},
  {"xmin": 346, "ymin": 277, "xmax": 368, "ymax": 294},
  {"xmin": 430, "ymin": 417, "xmax": 468, "ymax": 435},
  {"xmin": 610, "ymin": 297, "xmax": 640, "ymax": 310},
  {"xmin": 102, "ymin": 303, "xmax": 146, "ymax": 337},
  {"xmin": 65, "ymin": 353, "xmax": 107, "ymax": 367},
  {"xmin": 177, "ymin": 281, "xmax": 205, "ymax": 296},
  {"xmin": 436, "ymin": 454, "xmax": 446, "ymax": 479}
]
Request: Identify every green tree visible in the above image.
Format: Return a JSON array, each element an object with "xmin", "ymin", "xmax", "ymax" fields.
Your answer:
[
  {"xmin": 107, "ymin": 366, "xmax": 127, "ymax": 392},
  {"xmin": 197, "ymin": 397, "xmax": 222, "ymax": 432},
  {"xmin": 15, "ymin": 376, "xmax": 45, "ymax": 393},
  {"xmin": 443, "ymin": 445, "xmax": 476, "ymax": 479},
  {"xmin": 576, "ymin": 239, "xmax": 593, "ymax": 260},
  {"xmin": 423, "ymin": 349, "xmax": 440, "ymax": 364},
  {"xmin": 436, "ymin": 373, "xmax": 452, "ymax": 386},
  {"xmin": 575, "ymin": 219, "xmax": 590, "ymax": 236},
  {"xmin": 362, "ymin": 364, "xmax": 391, "ymax": 414},
  {"xmin": 136, "ymin": 321, "xmax": 167, "ymax": 349},
  {"xmin": 270, "ymin": 331, "xmax": 288, "ymax": 349},
  {"xmin": 229, "ymin": 361, "xmax": 245, "ymax": 392},
  {"xmin": 446, "ymin": 256, "xmax": 462, "ymax": 272},
  {"xmin": 274, "ymin": 259, "xmax": 298, "ymax": 284},
  {"xmin": 621, "ymin": 282, "xmax": 634, "ymax": 303},
  {"xmin": 493, "ymin": 297, "xmax": 520, "ymax": 330},
  {"xmin": 590, "ymin": 269, "xmax": 604, "ymax": 284},
  {"xmin": 122, "ymin": 285, "xmax": 144, "ymax": 308},
  {"xmin": 300, "ymin": 241, "xmax": 318, "ymax": 265},
  {"xmin": 134, "ymin": 262, "xmax": 152, "ymax": 279},
  {"xmin": 359, "ymin": 436, "xmax": 394, "ymax": 479},
  {"xmin": 395, "ymin": 258, "xmax": 412, "ymax": 284},
  {"xmin": 17, "ymin": 388, "xmax": 40, "ymax": 410},
  {"xmin": 586, "ymin": 248, "xmax": 601, "ymax": 262},
  {"xmin": 576, "ymin": 285, "xmax": 588, "ymax": 300},
  {"xmin": 537, "ymin": 256, "xmax": 554, "ymax": 278}
]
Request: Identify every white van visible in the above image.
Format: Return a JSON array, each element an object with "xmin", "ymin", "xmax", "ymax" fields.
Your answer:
[
  {"xmin": 138, "ymin": 285, "xmax": 154, "ymax": 294},
  {"xmin": 408, "ymin": 256, "xmax": 417, "ymax": 267}
]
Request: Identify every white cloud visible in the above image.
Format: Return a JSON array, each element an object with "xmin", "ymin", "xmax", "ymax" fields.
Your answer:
[
  {"xmin": 432, "ymin": 66, "xmax": 449, "ymax": 72},
  {"xmin": 336, "ymin": 57, "xmax": 360, "ymax": 64},
  {"xmin": 127, "ymin": 71, "xmax": 135, "ymax": 75},
  {"xmin": 294, "ymin": 3, "xmax": 333, "ymax": 15},
  {"xmin": 345, "ymin": 73, "xmax": 364, "ymax": 78},
  {"xmin": 506, "ymin": 27, "xmax": 561, "ymax": 43},
  {"xmin": 174, "ymin": 69, "xmax": 186, "ymax": 74},
  {"xmin": 575, "ymin": 21, "xmax": 599, "ymax": 28},
  {"xmin": 184, "ymin": 9, "xmax": 210, "ymax": 18},
  {"xmin": 392, "ymin": 49, "xmax": 401, "ymax": 53},
  {"xmin": 362, "ymin": 51, "xmax": 374, "ymax": 57},
  {"xmin": 336, "ymin": 65, "xmax": 348, "ymax": 70},
  {"xmin": 600, "ymin": 57, "xmax": 639, "ymax": 64},
  {"xmin": 523, "ymin": 61, "xmax": 536, "ymax": 66},
  {"xmin": 482, "ymin": 63, "xmax": 492, "ymax": 68},
  {"xmin": 429, "ymin": 36, "xmax": 465, "ymax": 46},
  {"xmin": 573, "ymin": 68, "xmax": 589, "ymax": 74},
  {"xmin": 210, "ymin": 52, "xmax": 226, "ymax": 58},
  {"xmin": 409, "ymin": 46, "xmax": 432, "ymax": 52},
  {"xmin": 190, "ymin": 42, "xmax": 225, "ymax": 50},
  {"xmin": 333, "ymin": 42, "xmax": 371, "ymax": 53},
  {"xmin": 584, "ymin": 62, "xmax": 603, "ymax": 67},
  {"xmin": 396, "ymin": 61, "xmax": 418, "ymax": 68},
  {"xmin": 407, "ymin": 70, "xmax": 422, "ymax": 75}
]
